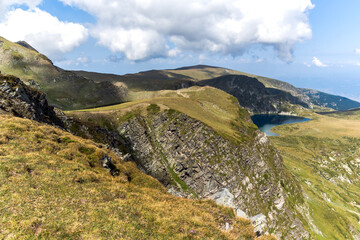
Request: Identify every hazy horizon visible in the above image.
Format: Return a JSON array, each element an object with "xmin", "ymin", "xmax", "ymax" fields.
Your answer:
[{"xmin": 1, "ymin": 0, "xmax": 360, "ymax": 101}]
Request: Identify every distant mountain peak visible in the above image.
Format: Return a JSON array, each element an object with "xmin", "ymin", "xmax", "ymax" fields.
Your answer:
[
  {"xmin": 16, "ymin": 41, "xmax": 39, "ymax": 53},
  {"xmin": 174, "ymin": 64, "xmax": 223, "ymax": 70}
]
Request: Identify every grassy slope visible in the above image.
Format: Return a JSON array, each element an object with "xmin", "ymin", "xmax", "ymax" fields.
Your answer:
[
  {"xmin": 69, "ymin": 86, "xmax": 258, "ymax": 144},
  {"xmin": 0, "ymin": 114, "xmax": 279, "ymax": 240},
  {"xmin": 0, "ymin": 36, "xmax": 124, "ymax": 110},
  {"xmin": 269, "ymin": 110, "xmax": 360, "ymax": 239},
  {"xmin": 77, "ymin": 65, "xmax": 298, "ymax": 94},
  {"xmin": 0, "ymin": 36, "xmax": 56, "ymax": 83},
  {"xmin": 68, "ymin": 86, "xmax": 312, "ymax": 238}
]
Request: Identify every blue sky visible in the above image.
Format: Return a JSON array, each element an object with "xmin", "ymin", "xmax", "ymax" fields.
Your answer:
[{"xmin": 1, "ymin": 0, "xmax": 360, "ymax": 101}]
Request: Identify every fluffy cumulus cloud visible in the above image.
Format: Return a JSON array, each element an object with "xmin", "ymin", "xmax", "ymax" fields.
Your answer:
[
  {"xmin": 0, "ymin": 1, "xmax": 88, "ymax": 58},
  {"xmin": 60, "ymin": 0, "xmax": 314, "ymax": 61},
  {"xmin": 312, "ymin": 57, "xmax": 327, "ymax": 67}
]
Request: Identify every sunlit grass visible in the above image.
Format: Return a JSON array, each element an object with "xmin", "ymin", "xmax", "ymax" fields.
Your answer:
[
  {"xmin": 0, "ymin": 114, "xmax": 272, "ymax": 239},
  {"xmin": 269, "ymin": 111, "xmax": 360, "ymax": 239},
  {"xmin": 68, "ymin": 86, "xmax": 258, "ymax": 143}
]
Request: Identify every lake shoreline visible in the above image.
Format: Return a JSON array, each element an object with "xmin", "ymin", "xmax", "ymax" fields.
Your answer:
[{"xmin": 251, "ymin": 114, "xmax": 311, "ymax": 136}]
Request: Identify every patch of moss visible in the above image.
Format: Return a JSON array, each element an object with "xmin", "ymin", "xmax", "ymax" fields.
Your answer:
[
  {"xmin": 146, "ymin": 103, "xmax": 160, "ymax": 113},
  {"xmin": 10, "ymin": 51, "xmax": 24, "ymax": 61},
  {"xmin": 78, "ymin": 146, "xmax": 95, "ymax": 155}
]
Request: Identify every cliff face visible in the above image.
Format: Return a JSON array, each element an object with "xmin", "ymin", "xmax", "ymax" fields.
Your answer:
[
  {"xmin": 116, "ymin": 109, "xmax": 309, "ymax": 239},
  {"xmin": 197, "ymin": 75, "xmax": 309, "ymax": 113},
  {"xmin": 0, "ymin": 73, "xmax": 63, "ymax": 126},
  {"xmin": 300, "ymin": 88, "xmax": 360, "ymax": 111}
]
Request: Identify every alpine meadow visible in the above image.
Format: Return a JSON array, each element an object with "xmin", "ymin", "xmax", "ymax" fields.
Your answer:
[{"xmin": 0, "ymin": 1, "xmax": 359, "ymax": 239}]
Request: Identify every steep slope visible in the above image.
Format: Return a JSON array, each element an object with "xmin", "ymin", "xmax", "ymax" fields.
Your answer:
[
  {"xmin": 0, "ymin": 73, "xmax": 274, "ymax": 239},
  {"xmin": 75, "ymin": 65, "xmax": 360, "ymax": 112},
  {"xmin": 68, "ymin": 87, "xmax": 311, "ymax": 239},
  {"xmin": 300, "ymin": 88, "xmax": 360, "ymax": 111},
  {"xmin": 0, "ymin": 115, "xmax": 269, "ymax": 239},
  {"xmin": 197, "ymin": 75, "xmax": 309, "ymax": 113},
  {"xmin": 0, "ymin": 73, "xmax": 63, "ymax": 126},
  {"xmin": 0, "ymin": 36, "xmax": 126, "ymax": 110},
  {"xmin": 269, "ymin": 110, "xmax": 360, "ymax": 239}
]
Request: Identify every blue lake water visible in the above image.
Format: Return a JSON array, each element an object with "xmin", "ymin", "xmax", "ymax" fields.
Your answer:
[{"xmin": 251, "ymin": 114, "xmax": 310, "ymax": 136}]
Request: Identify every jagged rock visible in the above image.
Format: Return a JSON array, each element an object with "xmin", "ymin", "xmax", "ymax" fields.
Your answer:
[
  {"xmin": 116, "ymin": 110, "xmax": 309, "ymax": 239},
  {"xmin": 0, "ymin": 74, "xmax": 64, "ymax": 127},
  {"xmin": 101, "ymin": 154, "xmax": 120, "ymax": 176},
  {"xmin": 210, "ymin": 188, "xmax": 236, "ymax": 209}
]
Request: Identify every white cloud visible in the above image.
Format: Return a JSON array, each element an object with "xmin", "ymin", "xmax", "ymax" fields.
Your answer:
[
  {"xmin": 60, "ymin": 0, "xmax": 314, "ymax": 61},
  {"xmin": 56, "ymin": 56, "xmax": 91, "ymax": 66},
  {"xmin": 0, "ymin": 0, "xmax": 42, "ymax": 16},
  {"xmin": 312, "ymin": 57, "xmax": 327, "ymax": 67},
  {"xmin": 76, "ymin": 56, "xmax": 90, "ymax": 66},
  {"xmin": 93, "ymin": 27, "xmax": 167, "ymax": 60},
  {"xmin": 355, "ymin": 48, "xmax": 360, "ymax": 55},
  {"xmin": 199, "ymin": 54, "xmax": 207, "ymax": 63},
  {"xmin": 0, "ymin": 3, "xmax": 88, "ymax": 59},
  {"xmin": 168, "ymin": 48, "xmax": 181, "ymax": 58}
]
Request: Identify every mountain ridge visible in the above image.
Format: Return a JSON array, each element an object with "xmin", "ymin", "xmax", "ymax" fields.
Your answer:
[{"xmin": 74, "ymin": 64, "xmax": 359, "ymax": 113}]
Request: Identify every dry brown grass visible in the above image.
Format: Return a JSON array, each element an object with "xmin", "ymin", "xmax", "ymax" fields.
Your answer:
[{"xmin": 0, "ymin": 114, "xmax": 267, "ymax": 239}]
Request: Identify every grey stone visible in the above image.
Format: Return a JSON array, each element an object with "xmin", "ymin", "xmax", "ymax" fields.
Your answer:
[
  {"xmin": 113, "ymin": 110, "xmax": 309, "ymax": 239},
  {"xmin": 210, "ymin": 188, "xmax": 235, "ymax": 208},
  {"xmin": 250, "ymin": 214, "xmax": 267, "ymax": 236}
]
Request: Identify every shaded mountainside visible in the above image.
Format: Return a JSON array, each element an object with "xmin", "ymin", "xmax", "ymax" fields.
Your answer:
[
  {"xmin": 68, "ymin": 87, "xmax": 311, "ymax": 239},
  {"xmin": 300, "ymin": 88, "xmax": 360, "ymax": 111},
  {"xmin": 1, "ymin": 35, "xmax": 357, "ymax": 113},
  {"xmin": 75, "ymin": 64, "xmax": 359, "ymax": 113},
  {"xmin": 0, "ymin": 69, "xmax": 275, "ymax": 240},
  {"xmin": 197, "ymin": 75, "xmax": 309, "ymax": 113},
  {"xmin": 0, "ymin": 36, "xmax": 126, "ymax": 110}
]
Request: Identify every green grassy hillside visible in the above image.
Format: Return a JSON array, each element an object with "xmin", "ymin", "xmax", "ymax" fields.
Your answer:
[
  {"xmin": 69, "ymin": 86, "xmax": 257, "ymax": 143},
  {"xmin": 0, "ymin": 113, "xmax": 279, "ymax": 239},
  {"xmin": 68, "ymin": 86, "xmax": 314, "ymax": 239},
  {"xmin": 0, "ymin": 36, "xmax": 125, "ymax": 110},
  {"xmin": 75, "ymin": 64, "xmax": 300, "ymax": 94},
  {"xmin": 75, "ymin": 65, "xmax": 360, "ymax": 112},
  {"xmin": 269, "ymin": 110, "xmax": 360, "ymax": 239}
]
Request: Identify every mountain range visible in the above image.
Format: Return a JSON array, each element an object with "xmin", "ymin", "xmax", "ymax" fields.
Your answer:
[
  {"xmin": 1, "ymin": 36, "xmax": 360, "ymax": 239},
  {"xmin": 1, "ymin": 36, "xmax": 359, "ymax": 113}
]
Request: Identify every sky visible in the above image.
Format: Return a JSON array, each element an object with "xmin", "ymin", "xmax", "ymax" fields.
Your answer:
[{"xmin": 1, "ymin": 0, "xmax": 360, "ymax": 101}]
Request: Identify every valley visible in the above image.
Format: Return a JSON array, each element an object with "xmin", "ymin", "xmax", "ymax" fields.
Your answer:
[
  {"xmin": 0, "ymin": 36, "xmax": 359, "ymax": 239},
  {"xmin": 270, "ymin": 110, "xmax": 360, "ymax": 239}
]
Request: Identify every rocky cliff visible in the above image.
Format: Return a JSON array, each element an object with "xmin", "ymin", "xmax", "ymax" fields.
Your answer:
[
  {"xmin": 197, "ymin": 75, "xmax": 309, "ymax": 114},
  {"xmin": 114, "ymin": 108, "xmax": 309, "ymax": 239},
  {"xmin": 0, "ymin": 73, "xmax": 63, "ymax": 127},
  {"xmin": 300, "ymin": 88, "xmax": 360, "ymax": 111}
]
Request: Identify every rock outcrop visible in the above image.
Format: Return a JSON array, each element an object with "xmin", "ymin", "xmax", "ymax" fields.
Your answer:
[
  {"xmin": 117, "ymin": 109, "xmax": 309, "ymax": 239},
  {"xmin": 0, "ymin": 73, "xmax": 63, "ymax": 127}
]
